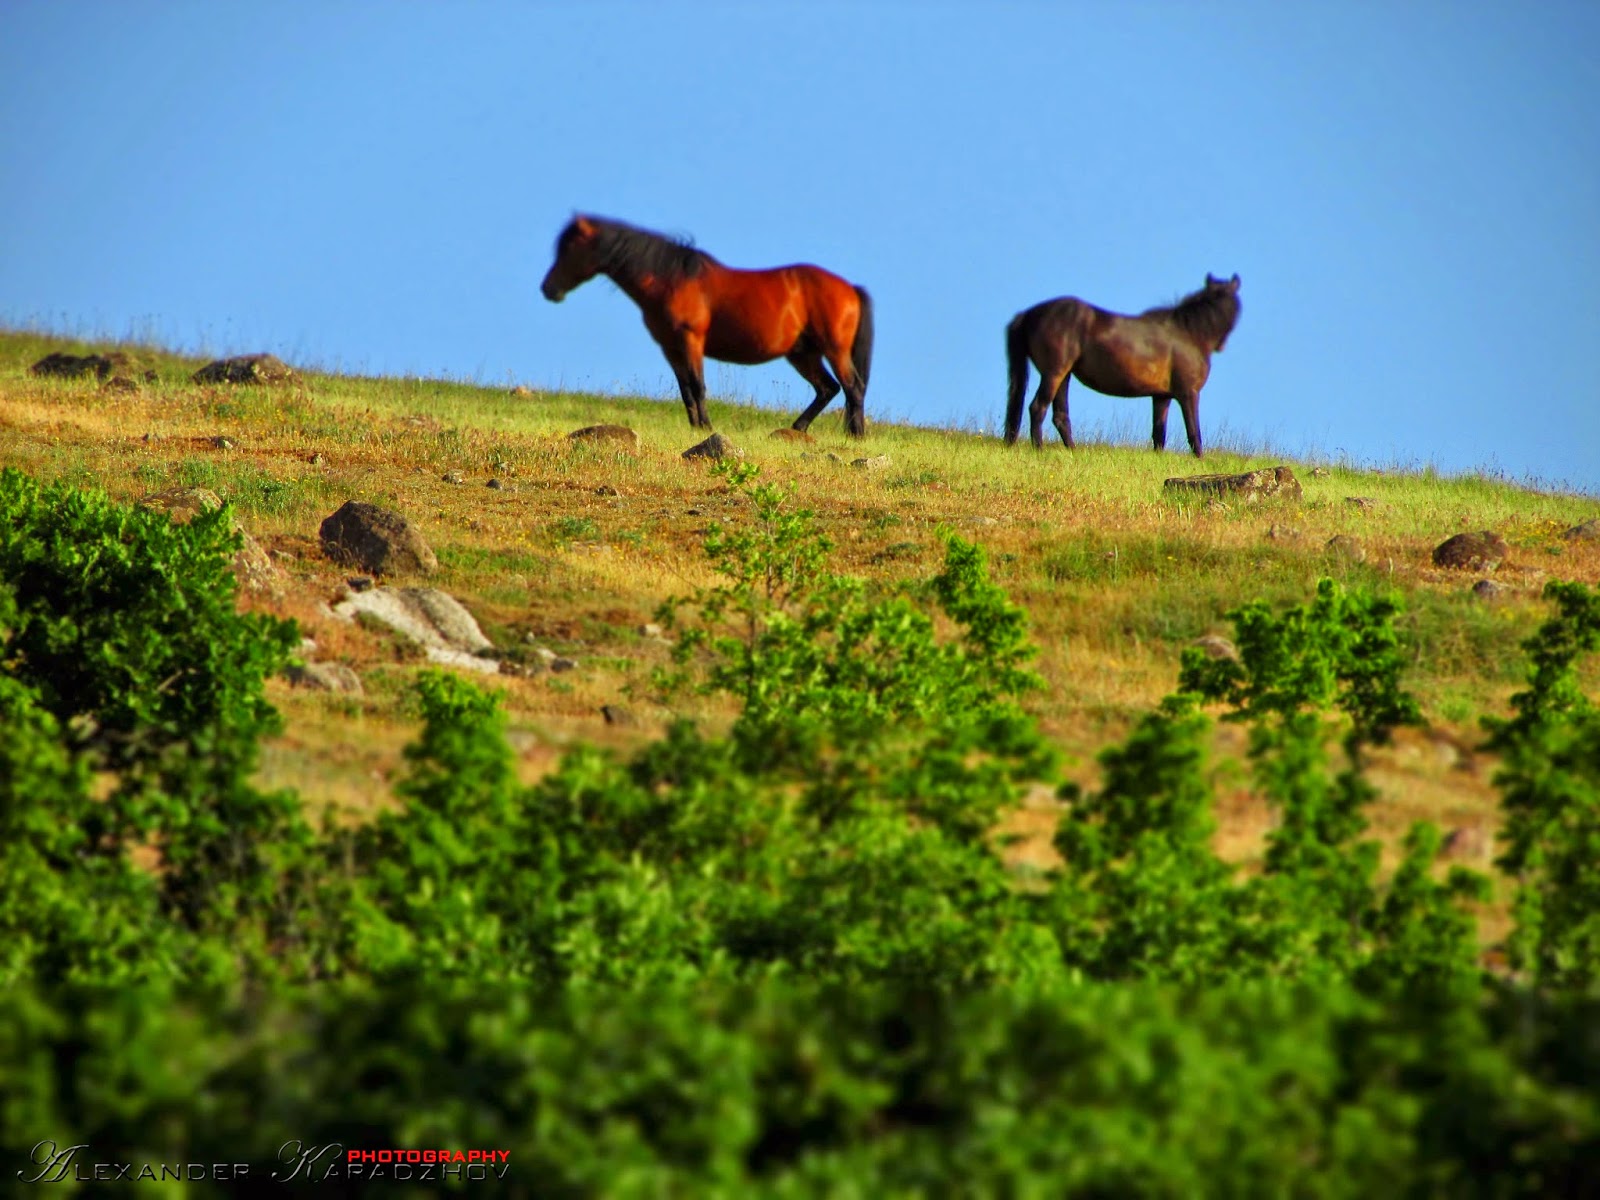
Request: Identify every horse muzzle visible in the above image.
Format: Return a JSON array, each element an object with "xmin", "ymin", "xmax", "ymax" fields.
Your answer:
[{"xmin": 541, "ymin": 281, "xmax": 566, "ymax": 303}]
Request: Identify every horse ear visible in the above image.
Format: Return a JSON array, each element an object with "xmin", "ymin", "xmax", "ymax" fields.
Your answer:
[
  {"xmin": 1230, "ymin": 273, "xmax": 1240, "ymax": 290},
  {"xmin": 1206, "ymin": 272, "xmax": 1219, "ymax": 286},
  {"xmin": 573, "ymin": 215, "xmax": 596, "ymax": 239}
]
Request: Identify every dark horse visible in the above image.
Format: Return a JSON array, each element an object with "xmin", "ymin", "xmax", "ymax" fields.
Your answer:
[
  {"xmin": 1005, "ymin": 273, "xmax": 1241, "ymax": 457},
  {"xmin": 541, "ymin": 215, "xmax": 875, "ymax": 436}
]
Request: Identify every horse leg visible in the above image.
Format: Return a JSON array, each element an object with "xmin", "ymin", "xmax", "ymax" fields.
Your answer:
[
  {"xmin": 820, "ymin": 347, "xmax": 867, "ymax": 438},
  {"xmin": 1176, "ymin": 390, "xmax": 1203, "ymax": 458},
  {"xmin": 1151, "ymin": 396, "xmax": 1172, "ymax": 451},
  {"xmin": 787, "ymin": 345, "xmax": 840, "ymax": 432},
  {"xmin": 1029, "ymin": 370, "xmax": 1067, "ymax": 449},
  {"xmin": 1050, "ymin": 375, "xmax": 1074, "ymax": 448}
]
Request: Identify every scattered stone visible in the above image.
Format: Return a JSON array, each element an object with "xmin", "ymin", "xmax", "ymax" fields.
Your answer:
[
  {"xmin": 1345, "ymin": 496, "xmax": 1375, "ymax": 512},
  {"xmin": 600, "ymin": 704, "xmax": 635, "ymax": 726},
  {"xmin": 346, "ymin": 576, "xmax": 374, "ymax": 592},
  {"xmin": 1265, "ymin": 523, "xmax": 1303, "ymax": 542},
  {"xmin": 210, "ymin": 435, "xmax": 236, "ymax": 451},
  {"xmin": 550, "ymin": 656, "xmax": 579, "ymax": 673},
  {"xmin": 30, "ymin": 351, "xmax": 129, "ymax": 380},
  {"xmin": 1472, "ymin": 579, "xmax": 1506, "ymax": 601},
  {"xmin": 298, "ymin": 637, "xmax": 318, "ymax": 656},
  {"xmin": 963, "ymin": 515, "xmax": 1000, "ymax": 527},
  {"xmin": 441, "ymin": 471, "xmax": 465, "ymax": 485},
  {"xmin": 308, "ymin": 453, "xmax": 325, "ymax": 466},
  {"xmin": 1164, "ymin": 466, "xmax": 1302, "ymax": 504},
  {"xmin": 191, "ymin": 353, "xmax": 299, "ymax": 386},
  {"xmin": 683, "ymin": 433, "xmax": 741, "ymax": 460},
  {"xmin": 509, "ymin": 385, "xmax": 535, "ymax": 397},
  {"xmin": 595, "ymin": 484, "xmax": 624, "ymax": 497},
  {"xmin": 498, "ymin": 659, "xmax": 545, "ymax": 678},
  {"xmin": 1325, "ymin": 535, "xmax": 1366, "ymax": 563},
  {"xmin": 1563, "ymin": 518, "xmax": 1599, "ymax": 541},
  {"xmin": 852, "ymin": 454, "xmax": 892, "ymax": 471},
  {"xmin": 142, "ymin": 432, "xmax": 163, "ymax": 444},
  {"xmin": 284, "ymin": 661, "xmax": 365, "ymax": 695},
  {"xmin": 1440, "ymin": 825, "xmax": 1489, "ymax": 862},
  {"xmin": 1433, "ymin": 530, "xmax": 1508, "ymax": 571},
  {"xmin": 493, "ymin": 460, "xmax": 511, "ymax": 472},
  {"xmin": 1192, "ymin": 634, "xmax": 1239, "ymax": 661},
  {"xmin": 486, "ymin": 478, "xmax": 506, "ymax": 490},
  {"xmin": 770, "ymin": 428, "xmax": 814, "ymax": 443},
  {"xmin": 638, "ymin": 622, "xmax": 664, "ymax": 638},
  {"xmin": 319, "ymin": 501, "xmax": 439, "ymax": 576},
  {"xmin": 1309, "ymin": 466, "xmax": 1330, "ymax": 478},
  {"xmin": 103, "ymin": 375, "xmax": 141, "ymax": 392},
  {"xmin": 685, "ymin": 507, "xmax": 703, "ymax": 516},
  {"xmin": 568, "ymin": 424, "xmax": 639, "ymax": 450},
  {"xmin": 530, "ymin": 646, "xmax": 558, "ymax": 662},
  {"xmin": 270, "ymin": 549, "xmax": 298, "ymax": 563},
  {"xmin": 331, "ymin": 586, "xmax": 498, "ymax": 673}
]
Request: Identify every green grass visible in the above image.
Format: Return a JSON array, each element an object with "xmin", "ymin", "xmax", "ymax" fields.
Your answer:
[{"xmin": 4, "ymin": 324, "xmax": 1598, "ymax": 864}]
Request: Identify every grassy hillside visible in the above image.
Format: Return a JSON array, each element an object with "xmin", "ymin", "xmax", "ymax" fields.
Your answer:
[{"xmin": 3, "ymin": 329, "xmax": 1596, "ymax": 933}]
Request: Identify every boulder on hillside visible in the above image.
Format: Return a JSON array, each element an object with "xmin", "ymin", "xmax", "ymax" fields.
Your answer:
[
  {"xmin": 31, "ymin": 351, "xmax": 133, "ymax": 381},
  {"xmin": 192, "ymin": 353, "xmax": 299, "ymax": 386},
  {"xmin": 683, "ymin": 433, "xmax": 741, "ymax": 461},
  {"xmin": 568, "ymin": 424, "xmax": 640, "ymax": 450},
  {"xmin": 284, "ymin": 661, "xmax": 365, "ymax": 695},
  {"xmin": 330, "ymin": 585, "xmax": 498, "ymax": 674},
  {"xmin": 1433, "ymin": 530, "xmax": 1507, "ymax": 571},
  {"xmin": 1163, "ymin": 466, "xmax": 1303, "ymax": 504},
  {"xmin": 1563, "ymin": 518, "xmax": 1599, "ymax": 542},
  {"xmin": 319, "ymin": 501, "xmax": 438, "ymax": 576}
]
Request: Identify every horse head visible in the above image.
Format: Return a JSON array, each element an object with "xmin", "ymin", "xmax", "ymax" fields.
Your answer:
[
  {"xmin": 541, "ymin": 216, "xmax": 604, "ymax": 302},
  {"xmin": 1203, "ymin": 273, "xmax": 1242, "ymax": 349}
]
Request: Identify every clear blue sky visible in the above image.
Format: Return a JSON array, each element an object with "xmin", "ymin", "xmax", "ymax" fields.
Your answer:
[{"xmin": 3, "ymin": 2, "xmax": 1597, "ymax": 492}]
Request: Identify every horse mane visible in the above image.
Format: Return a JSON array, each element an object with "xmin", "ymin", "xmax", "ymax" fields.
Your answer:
[
  {"xmin": 1143, "ymin": 281, "xmax": 1241, "ymax": 347},
  {"xmin": 565, "ymin": 215, "xmax": 715, "ymax": 282}
]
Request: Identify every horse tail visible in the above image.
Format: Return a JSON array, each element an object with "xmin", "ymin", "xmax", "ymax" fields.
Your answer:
[
  {"xmin": 851, "ymin": 286, "xmax": 875, "ymax": 391},
  {"xmin": 1005, "ymin": 310, "xmax": 1031, "ymax": 443}
]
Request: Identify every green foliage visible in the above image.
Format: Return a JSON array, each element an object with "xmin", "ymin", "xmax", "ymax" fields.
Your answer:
[
  {"xmin": 0, "ymin": 468, "xmax": 305, "ymax": 976},
  {"xmin": 1484, "ymin": 581, "xmax": 1600, "ymax": 986},
  {"xmin": 3, "ymin": 459, "xmax": 1599, "ymax": 1193},
  {"xmin": 1054, "ymin": 579, "xmax": 1487, "ymax": 991}
]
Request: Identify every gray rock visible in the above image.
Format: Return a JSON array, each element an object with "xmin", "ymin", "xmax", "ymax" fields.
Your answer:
[
  {"xmin": 441, "ymin": 471, "xmax": 465, "ymax": 484},
  {"xmin": 1164, "ymin": 466, "xmax": 1302, "ymax": 503},
  {"xmin": 568, "ymin": 424, "xmax": 639, "ymax": 450},
  {"xmin": 137, "ymin": 487, "xmax": 284, "ymax": 594},
  {"xmin": 1345, "ymin": 496, "xmax": 1375, "ymax": 512},
  {"xmin": 1433, "ymin": 530, "xmax": 1508, "ymax": 571},
  {"xmin": 319, "ymin": 501, "xmax": 439, "ymax": 575},
  {"xmin": 31, "ymin": 351, "xmax": 143, "ymax": 381},
  {"xmin": 1472, "ymin": 579, "xmax": 1506, "ymax": 601},
  {"xmin": 285, "ymin": 661, "xmax": 365, "ymax": 695},
  {"xmin": 1563, "ymin": 518, "xmax": 1599, "ymax": 541},
  {"xmin": 331, "ymin": 586, "xmax": 498, "ymax": 674},
  {"xmin": 1192, "ymin": 634, "xmax": 1239, "ymax": 661},
  {"xmin": 192, "ymin": 353, "xmax": 299, "ymax": 386},
  {"xmin": 600, "ymin": 704, "xmax": 635, "ymax": 726},
  {"xmin": 550, "ymin": 656, "xmax": 579, "ymax": 673},
  {"xmin": 1325, "ymin": 535, "xmax": 1366, "ymax": 563},
  {"xmin": 683, "ymin": 433, "xmax": 741, "ymax": 460},
  {"xmin": 638, "ymin": 622, "xmax": 664, "ymax": 638},
  {"xmin": 853, "ymin": 454, "xmax": 892, "ymax": 471}
]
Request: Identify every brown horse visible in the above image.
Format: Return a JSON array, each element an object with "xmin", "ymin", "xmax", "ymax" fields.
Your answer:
[
  {"xmin": 541, "ymin": 215, "xmax": 875, "ymax": 436},
  {"xmin": 1004, "ymin": 273, "xmax": 1241, "ymax": 456}
]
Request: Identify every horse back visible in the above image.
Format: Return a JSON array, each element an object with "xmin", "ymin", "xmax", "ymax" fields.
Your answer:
[{"xmin": 697, "ymin": 261, "xmax": 860, "ymax": 364}]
